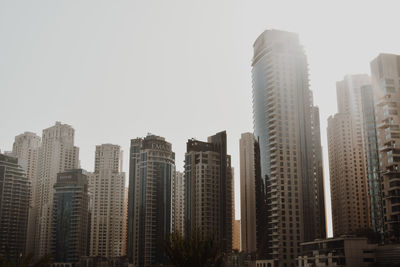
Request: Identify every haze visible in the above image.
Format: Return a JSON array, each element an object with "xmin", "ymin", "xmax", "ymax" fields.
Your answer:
[{"xmin": 1, "ymin": 0, "xmax": 400, "ymax": 237}]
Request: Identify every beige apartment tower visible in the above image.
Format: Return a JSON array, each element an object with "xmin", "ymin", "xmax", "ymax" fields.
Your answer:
[
  {"xmin": 34, "ymin": 122, "xmax": 80, "ymax": 257},
  {"xmin": 11, "ymin": 132, "xmax": 41, "ymax": 255},
  {"xmin": 327, "ymin": 74, "xmax": 371, "ymax": 236},
  {"xmin": 173, "ymin": 171, "xmax": 185, "ymax": 235},
  {"xmin": 240, "ymin": 133, "xmax": 257, "ymax": 254},
  {"xmin": 371, "ymin": 54, "xmax": 400, "ymax": 243},
  {"xmin": 88, "ymin": 144, "xmax": 126, "ymax": 257}
]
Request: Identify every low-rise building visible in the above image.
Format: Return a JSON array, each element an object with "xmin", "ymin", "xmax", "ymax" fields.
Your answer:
[{"xmin": 298, "ymin": 237, "xmax": 376, "ymax": 267}]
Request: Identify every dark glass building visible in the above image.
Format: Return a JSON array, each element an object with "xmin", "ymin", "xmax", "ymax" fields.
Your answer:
[
  {"xmin": 52, "ymin": 169, "xmax": 89, "ymax": 265},
  {"xmin": 127, "ymin": 134, "xmax": 175, "ymax": 267},
  {"xmin": 251, "ymin": 29, "xmax": 326, "ymax": 266},
  {"xmin": 361, "ymin": 84, "xmax": 384, "ymax": 236},
  {"xmin": 0, "ymin": 154, "xmax": 30, "ymax": 260}
]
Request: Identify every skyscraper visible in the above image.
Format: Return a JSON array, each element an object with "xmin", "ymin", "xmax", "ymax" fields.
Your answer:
[
  {"xmin": 327, "ymin": 74, "xmax": 371, "ymax": 236},
  {"xmin": 11, "ymin": 132, "xmax": 41, "ymax": 255},
  {"xmin": 0, "ymin": 154, "xmax": 30, "ymax": 260},
  {"xmin": 239, "ymin": 133, "xmax": 257, "ymax": 254},
  {"xmin": 184, "ymin": 131, "xmax": 233, "ymax": 254},
  {"xmin": 88, "ymin": 144, "xmax": 126, "ymax": 257},
  {"xmin": 127, "ymin": 134, "xmax": 175, "ymax": 267},
  {"xmin": 35, "ymin": 122, "xmax": 79, "ymax": 257},
  {"xmin": 371, "ymin": 53, "xmax": 400, "ymax": 243},
  {"xmin": 251, "ymin": 29, "xmax": 326, "ymax": 266},
  {"xmin": 240, "ymin": 132, "xmax": 269, "ymax": 259},
  {"xmin": 361, "ymin": 84, "xmax": 383, "ymax": 236},
  {"xmin": 173, "ymin": 171, "xmax": 185, "ymax": 235},
  {"xmin": 52, "ymin": 169, "xmax": 89, "ymax": 265}
]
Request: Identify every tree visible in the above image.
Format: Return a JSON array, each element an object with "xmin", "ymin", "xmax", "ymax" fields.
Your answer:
[
  {"xmin": 0, "ymin": 253, "xmax": 52, "ymax": 267},
  {"xmin": 164, "ymin": 230, "xmax": 224, "ymax": 267}
]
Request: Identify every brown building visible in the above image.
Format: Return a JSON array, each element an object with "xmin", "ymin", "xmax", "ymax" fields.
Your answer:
[
  {"xmin": 184, "ymin": 131, "xmax": 233, "ymax": 254},
  {"xmin": 371, "ymin": 53, "xmax": 400, "ymax": 243},
  {"xmin": 233, "ymin": 220, "xmax": 241, "ymax": 251},
  {"xmin": 327, "ymin": 74, "xmax": 371, "ymax": 236}
]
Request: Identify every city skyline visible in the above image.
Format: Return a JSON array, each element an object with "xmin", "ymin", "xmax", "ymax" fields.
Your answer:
[{"xmin": 2, "ymin": 1, "xmax": 400, "ymax": 239}]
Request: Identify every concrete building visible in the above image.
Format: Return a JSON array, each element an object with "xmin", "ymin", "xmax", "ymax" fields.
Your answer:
[
  {"xmin": 52, "ymin": 169, "xmax": 89, "ymax": 265},
  {"xmin": 184, "ymin": 131, "xmax": 233, "ymax": 254},
  {"xmin": 371, "ymin": 53, "xmax": 400, "ymax": 243},
  {"xmin": 127, "ymin": 134, "xmax": 175, "ymax": 267},
  {"xmin": 298, "ymin": 237, "xmax": 376, "ymax": 267},
  {"xmin": 251, "ymin": 29, "xmax": 326, "ymax": 266},
  {"xmin": 88, "ymin": 144, "xmax": 125, "ymax": 257},
  {"xmin": 0, "ymin": 154, "xmax": 30, "ymax": 260},
  {"xmin": 34, "ymin": 122, "xmax": 80, "ymax": 257},
  {"xmin": 361, "ymin": 85, "xmax": 384, "ymax": 235},
  {"xmin": 327, "ymin": 75, "xmax": 371, "ymax": 236},
  {"xmin": 240, "ymin": 133, "xmax": 266, "ymax": 256},
  {"xmin": 173, "ymin": 171, "xmax": 185, "ymax": 235},
  {"xmin": 122, "ymin": 187, "xmax": 128, "ymax": 256},
  {"xmin": 11, "ymin": 132, "xmax": 41, "ymax": 255}
]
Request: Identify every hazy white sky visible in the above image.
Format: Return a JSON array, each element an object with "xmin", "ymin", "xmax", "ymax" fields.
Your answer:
[{"xmin": 1, "ymin": 0, "xmax": 400, "ymax": 237}]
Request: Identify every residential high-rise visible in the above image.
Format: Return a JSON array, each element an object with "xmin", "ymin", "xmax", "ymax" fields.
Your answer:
[
  {"xmin": 361, "ymin": 84, "xmax": 384, "ymax": 236},
  {"xmin": 35, "ymin": 122, "xmax": 79, "ymax": 257},
  {"xmin": 251, "ymin": 29, "xmax": 326, "ymax": 265},
  {"xmin": 0, "ymin": 154, "xmax": 30, "ymax": 260},
  {"xmin": 371, "ymin": 53, "xmax": 400, "ymax": 243},
  {"xmin": 11, "ymin": 132, "xmax": 41, "ymax": 255},
  {"xmin": 52, "ymin": 169, "xmax": 89, "ymax": 265},
  {"xmin": 240, "ymin": 133, "xmax": 268, "ymax": 258},
  {"xmin": 184, "ymin": 131, "xmax": 233, "ymax": 253},
  {"xmin": 88, "ymin": 144, "xmax": 125, "ymax": 257},
  {"xmin": 127, "ymin": 135, "xmax": 175, "ymax": 267},
  {"xmin": 327, "ymin": 74, "xmax": 371, "ymax": 236},
  {"xmin": 122, "ymin": 187, "xmax": 128, "ymax": 256},
  {"xmin": 233, "ymin": 220, "xmax": 241, "ymax": 251},
  {"xmin": 173, "ymin": 171, "xmax": 185, "ymax": 235}
]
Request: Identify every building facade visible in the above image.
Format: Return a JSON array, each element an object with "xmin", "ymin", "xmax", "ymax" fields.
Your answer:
[
  {"xmin": 184, "ymin": 131, "xmax": 233, "ymax": 254},
  {"xmin": 251, "ymin": 29, "xmax": 326, "ymax": 266},
  {"xmin": 361, "ymin": 84, "xmax": 384, "ymax": 235},
  {"xmin": 371, "ymin": 53, "xmax": 400, "ymax": 243},
  {"xmin": 127, "ymin": 135, "xmax": 175, "ymax": 267},
  {"xmin": 0, "ymin": 154, "xmax": 30, "ymax": 260},
  {"xmin": 88, "ymin": 144, "xmax": 126, "ymax": 257},
  {"xmin": 327, "ymin": 75, "xmax": 371, "ymax": 236},
  {"xmin": 52, "ymin": 169, "xmax": 89, "ymax": 264},
  {"xmin": 34, "ymin": 122, "xmax": 80, "ymax": 257},
  {"xmin": 173, "ymin": 171, "xmax": 185, "ymax": 235},
  {"xmin": 240, "ymin": 133, "xmax": 259, "ymax": 255},
  {"xmin": 298, "ymin": 237, "xmax": 376, "ymax": 267},
  {"xmin": 11, "ymin": 132, "xmax": 41, "ymax": 255}
]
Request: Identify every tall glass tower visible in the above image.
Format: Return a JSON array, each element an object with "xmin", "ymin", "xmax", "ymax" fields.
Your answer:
[
  {"xmin": 251, "ymin": 29, "xmax": 326, "ymax": 266},
  {"xmin": 127, "ymin": 134, "xmax": 175, "ymax": 267}
]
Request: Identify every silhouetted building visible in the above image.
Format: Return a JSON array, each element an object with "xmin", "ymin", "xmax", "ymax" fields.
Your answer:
[
  {"xmin": 52, "ymin": 169, "xmax": 89, "ymax": 265},
  {"xmin": 127, "ymin": 134, "xmax": 175, "ymax": 267},
  {"xmin": 0, "ymin": 154, "xmax": 30, "ymax": 260},
  {"xmin": 251, "ymin": 29, "xmax": 326, "ymax": 266},
  {"xmin": 184, "ymin": 131, "xmax": 233, "ymax": 253}
]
